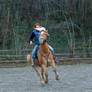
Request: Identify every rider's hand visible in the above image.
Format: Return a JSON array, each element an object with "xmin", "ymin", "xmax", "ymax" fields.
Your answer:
[{"xmin": 30, "ymin": 41, "xmax": 33, "ymax": 45}]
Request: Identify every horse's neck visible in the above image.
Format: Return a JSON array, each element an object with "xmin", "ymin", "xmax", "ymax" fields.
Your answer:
[{"xmin": 40, "ymin": 42, "xmax": 49, "ymax": 54}]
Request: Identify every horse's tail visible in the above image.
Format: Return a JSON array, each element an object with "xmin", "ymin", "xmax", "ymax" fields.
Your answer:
[{"xmin": 27, "ymin": 54, "xmax": 32, "ymax": 64}]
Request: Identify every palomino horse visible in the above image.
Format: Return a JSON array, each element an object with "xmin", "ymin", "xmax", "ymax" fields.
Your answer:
[{"xmin": 27, "ymin": 30, "xmax": 59, "ymax": 84}]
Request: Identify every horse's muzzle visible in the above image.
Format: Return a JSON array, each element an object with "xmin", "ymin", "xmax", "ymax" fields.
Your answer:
[{"xmin": 39, "ymin": 37, "xmax": 44, "ymax": 44}]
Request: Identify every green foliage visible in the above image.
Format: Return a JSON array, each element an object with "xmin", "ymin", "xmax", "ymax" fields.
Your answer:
[{"xmin": 0, "ymin": 0, "xmax": 92, "ymax": 55}]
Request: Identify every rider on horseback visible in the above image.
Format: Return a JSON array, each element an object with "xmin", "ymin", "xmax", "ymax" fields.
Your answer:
[{"xmin": 29, "ymin": 23, "xmax": 55, "ymax": 67}]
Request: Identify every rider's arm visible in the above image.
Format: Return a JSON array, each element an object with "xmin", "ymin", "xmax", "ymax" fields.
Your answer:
[{"xmin": 29, "ymin": 32, "xmax": 35, "ymax": 43}]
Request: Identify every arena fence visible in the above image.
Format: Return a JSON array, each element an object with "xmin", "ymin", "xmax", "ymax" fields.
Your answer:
[{"xmin": 0, "ymin": 48, "xmax": 92, "ymax": 63}]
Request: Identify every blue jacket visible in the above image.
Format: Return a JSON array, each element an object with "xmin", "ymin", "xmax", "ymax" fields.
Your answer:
[{"xmin": 29, "ymin": 29, "xmax": 39, "ymax": 45}]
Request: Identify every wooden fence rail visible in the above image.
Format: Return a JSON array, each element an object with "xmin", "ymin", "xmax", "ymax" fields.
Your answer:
[{"xmin": 0, "ymin": 49, "xmax": 92, "ymax": 63}]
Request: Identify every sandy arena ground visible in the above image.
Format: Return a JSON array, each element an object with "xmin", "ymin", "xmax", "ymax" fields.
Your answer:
[{"xmin": 0, "ymin": 64, "xmax": 92, "ymax": 92}]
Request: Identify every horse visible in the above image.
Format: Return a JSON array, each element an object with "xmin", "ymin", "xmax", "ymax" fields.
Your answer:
[{"xmin": 27, "ymin": 30, "xmax": 59, "ymax": 84}]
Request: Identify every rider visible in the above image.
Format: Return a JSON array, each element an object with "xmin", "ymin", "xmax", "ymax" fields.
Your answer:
[{"xmin": 29, "ymin": 23, "xmax": 55, "ymax": 67}]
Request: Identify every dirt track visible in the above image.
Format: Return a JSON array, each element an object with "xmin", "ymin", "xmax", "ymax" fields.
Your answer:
[{"xmin": 0, "ymin": 64, "xmax": 92, "ymax": 92}]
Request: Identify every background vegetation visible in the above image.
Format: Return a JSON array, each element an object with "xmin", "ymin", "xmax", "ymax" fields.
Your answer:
[{"xmin": 0, "ymin": 0, "xmax": 92, "ymax": 56}]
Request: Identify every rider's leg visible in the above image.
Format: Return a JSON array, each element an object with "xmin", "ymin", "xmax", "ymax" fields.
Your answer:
[
  {"xmin": 32, "ymin": 45, "xmax": 39, "ymax": 66},
  {"xmin": 48, "ymin": 45, "xmax": 54, "ymax": 56},
  {"xmin": 48, "ymin": 45, "xmax": 57, "ymax": 63}
]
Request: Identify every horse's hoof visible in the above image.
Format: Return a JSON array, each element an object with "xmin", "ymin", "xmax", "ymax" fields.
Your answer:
[
  {"xmin": 56, "ymin": 73, "xmax": 59, "ymax": 80},
  {"xmin": 41, "ymin": 80, "xmax": 45, "ymax": 84},
  {"xmin": 56, "ymin": 76, "xmax": 59, "ymax": 80},
  {"xmin": 45, "ymin": 80, "xmax": 48, "ymax": 84}
]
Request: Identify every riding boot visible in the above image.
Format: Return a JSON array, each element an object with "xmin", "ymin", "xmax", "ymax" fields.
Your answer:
[{"xmin": 32, "ymin": 59, "xmax": 35, "ymax": 67}]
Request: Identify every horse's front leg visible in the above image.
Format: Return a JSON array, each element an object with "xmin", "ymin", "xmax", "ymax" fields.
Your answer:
[
  {"xmin": 41, "ymin": 69, "xmax": 44, "ymax": 80},
  {"xmin": 42, "ymin": 64, "xmax": 48, "ymax": 83},
  {"xmin": 32, "ymin": 66, "xmax": 43, "ymax": 83},
  {"xmin": 51, "ymin": 60, "xmax": 59, "ymax": 80}
]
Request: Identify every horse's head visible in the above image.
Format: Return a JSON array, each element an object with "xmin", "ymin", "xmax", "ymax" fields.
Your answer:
[{"xmin": 39, "ymin": 30, "xmax": 48, "ymax": 44}]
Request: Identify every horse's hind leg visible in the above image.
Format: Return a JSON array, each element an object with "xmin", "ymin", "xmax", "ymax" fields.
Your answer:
[
  {"xmin": 42, "ymin": 64, "xmax": 48, "ymax": 83},
  {"xmin": 51, "ymin": 60, "xmax": 59, "ymax": 80}
]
